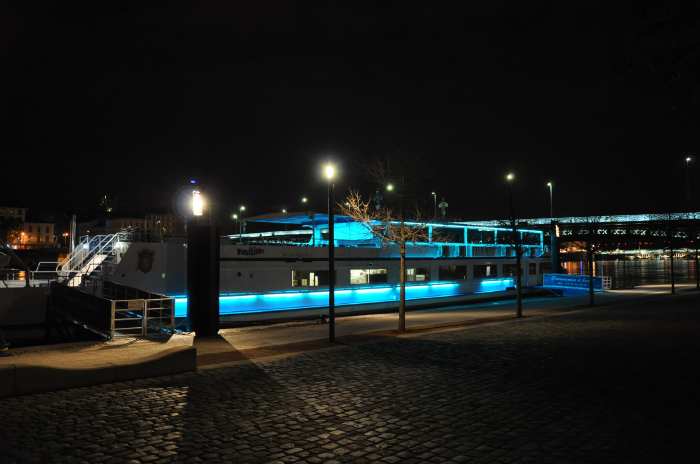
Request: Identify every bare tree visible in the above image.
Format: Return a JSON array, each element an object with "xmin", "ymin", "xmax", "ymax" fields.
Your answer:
[{"xmin": 341, "ymin": 190, "xmax": 429, "ymax": 332}]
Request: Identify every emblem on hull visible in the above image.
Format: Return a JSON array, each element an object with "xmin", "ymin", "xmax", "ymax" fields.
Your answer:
[{"xmin": 137, "ymin": 249, "xmax": 155, "ymax": 273}]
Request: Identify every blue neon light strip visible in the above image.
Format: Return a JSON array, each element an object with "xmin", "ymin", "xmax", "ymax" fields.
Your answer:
[{"xmin": 172, "ymin": 279, "xmax": 514, "ymax": 317}]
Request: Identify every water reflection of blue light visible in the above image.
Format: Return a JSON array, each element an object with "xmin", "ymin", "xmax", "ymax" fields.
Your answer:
[{"xmin": 173, "ymin": 279, "xmax": 507, "ymax": 317}]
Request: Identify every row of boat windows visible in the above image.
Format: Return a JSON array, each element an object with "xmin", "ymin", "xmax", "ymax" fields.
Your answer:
[
  {"xmin": 318, "ymin": 227, "xmax": 543, "ymax": 245},
  {"xmin": 291, "ymin": 264, "xmax": 540, "ymax": 287}
]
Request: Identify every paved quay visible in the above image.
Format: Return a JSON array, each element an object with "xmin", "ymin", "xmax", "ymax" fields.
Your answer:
[
  {"xmin": 2, "ymin": 289, "xmax": 699, "ymax": 463},
  {"xmin": 0, "ymin": 285, "xmax": 693, "ymax": 395}
]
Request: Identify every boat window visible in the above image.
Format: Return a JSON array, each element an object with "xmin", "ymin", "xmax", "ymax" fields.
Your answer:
[
  {"xmin": 496, "ymin": 231, "xmax": 516, "ymax": 244},
  {"xmin": 438, "ymin": 265, "xmax": 467, "ymax": 280},
  {"xmin": 407, "ymin": 268, "xmax": 430, "ymax": 282},
  {"xmin": 432, "ymin": 227, "xmax": 465, "ymax": 244},
  {"xmin": 292, "ymin": 270, "xmax": 329, "ymax": 287},
  {"xmin": 522, "ymin": 232, "xmax": 541, "ymax": 245},
  {"xmin": 350, "ymin": 269, "xmax": 388, "ymax": 285},
  {"xmin": 467, "ymin": 229, "xmax": 495, "ymax": 244},
  {"xmin": 474, "ymin": 264, "xmax": 498, "ymax": 278},
  {"xmin": 503, "ymin": 264, "xmax": 519, "ymax": 277}
]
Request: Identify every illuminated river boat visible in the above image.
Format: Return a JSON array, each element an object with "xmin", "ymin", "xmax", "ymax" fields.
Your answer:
[{"xmin": 106, "ymin": 213, "xmax": 547, "ymax": 320}]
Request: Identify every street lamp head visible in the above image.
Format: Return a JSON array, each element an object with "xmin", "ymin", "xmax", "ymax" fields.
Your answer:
[
  {"xmin": 231, "ymin": 213, "xmax": 238, "ymax": 220},
  {"xmin": 431, "ymin": 191, "xmax": 436, "ymax": 196},
  {"xmin": 506, "ymin": 172, "xmax": 515, "ymax": 182},
  {"xmin": 282, "ymin": 208, "xmax": 287, "ymax": 214},
  {"xmin": 191, "ymin": 189, "xmax": 205, "ymax": 216},
  {"xmin": 239, "ymin": 205, "xmax": 246, "ymax": 212},
  {"xmin": 547, "ymin": 181, "xmax": 553, "ymax": 188},
  {"xmin": 686, "ymin": 156, "xmax": 693, "ymax": 163},
  {"xmin": 386, "ymin": 183, "xmax": 395, "ymax": 192},
  {"xmin": 301, "ymin": 196, "xmax": 308, "ymax": 204},
  {"xmin": 323, "ymin": 163, "xmax": 336, "ymax": 181}
]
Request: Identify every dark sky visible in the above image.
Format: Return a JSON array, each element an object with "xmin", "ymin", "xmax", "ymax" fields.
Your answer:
[{"xmin": 2, "ymin": 2, "xmax": 700, "ymax": 223}]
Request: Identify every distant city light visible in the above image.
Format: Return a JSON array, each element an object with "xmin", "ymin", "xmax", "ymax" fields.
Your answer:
[
  {"xmin": 386, "ymin": 183, "xmax": 394, "ymax": 192},
  {"xmin": 301, "ymin": 197, "xmax": 308, "ymax": 204},
  {"xmin": 190, "ymin": 179, "xmax": 197, "ymax": 185},
  {"xmin": 506, "ymin": 172, "xmax": 515, "ymax": 182},
  {"xmin": 282, "ymin": 208, "xmax": 287, "ymax": 214}
]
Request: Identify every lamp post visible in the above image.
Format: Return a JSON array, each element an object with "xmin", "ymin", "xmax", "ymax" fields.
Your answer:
[
  {"xmin": 238, "ymin": 205, "xmax": 246, "ymax": 241},
  {"xmin": 546, "ymin": 181, "xmax": 560, "ymax": 273},
  {"xmin": 684, "ymin": 156, "xmax": 693, "ymax": 208},
  {"xmin": 431, "ymin": 191, "xmax": 437, "ymax": 220},
  {"xmin": 387, "ymin": 180, "xmax": 408, "ymax": 331},
  {"xmin": 186, "ymin": 187, "xmax": 220, "ymax": 337},
  {"xmin": 323, "ymin": 164, "xmax": 337, "ymax": 343},
  {"xmin": 506, "ymin": 172, "xmax": 523, "ymax": 318}
]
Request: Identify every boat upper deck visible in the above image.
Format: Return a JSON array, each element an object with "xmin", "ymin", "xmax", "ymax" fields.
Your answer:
[{"xmin": 224, "ymin": 213, "xmax": 545, "ymax": 258}]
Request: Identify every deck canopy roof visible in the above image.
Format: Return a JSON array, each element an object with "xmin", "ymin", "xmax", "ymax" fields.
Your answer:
[
  {"xmin": 246, "ymin": 212, "xmax": 541, "ymax": 233},
  {"xmin": 246, "ymin": 212, "xmax": 357, "ymax": 226}
]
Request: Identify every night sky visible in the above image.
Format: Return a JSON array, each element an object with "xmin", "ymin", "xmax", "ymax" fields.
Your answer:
[{"xmin": 3, "ymin": 2, "xmax": 699, "ymax": 223}]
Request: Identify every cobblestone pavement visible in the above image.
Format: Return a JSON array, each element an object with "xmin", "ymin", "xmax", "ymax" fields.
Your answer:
[{"xmin": 2, "ymin": 293, "xmax": 700, "ymax": 463}]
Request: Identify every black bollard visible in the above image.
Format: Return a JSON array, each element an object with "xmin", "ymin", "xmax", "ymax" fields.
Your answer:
[{"xmin": 186, "ymin": 221, "xmax": 220, "ymax": 337}]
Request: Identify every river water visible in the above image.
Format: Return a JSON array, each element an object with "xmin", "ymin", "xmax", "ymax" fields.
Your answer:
[{"xmin": 563, "ymin": 259, "xmax": 699, "ymax": 289}]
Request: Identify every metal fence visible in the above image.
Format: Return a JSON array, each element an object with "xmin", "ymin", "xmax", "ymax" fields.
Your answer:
[
  {"xmin": 50, "ymin": 281, "xmax": 175, "ymax": 339},
  {"xmin": 110, "ymin": 297, "xmax": 175, "ymax": 338}
]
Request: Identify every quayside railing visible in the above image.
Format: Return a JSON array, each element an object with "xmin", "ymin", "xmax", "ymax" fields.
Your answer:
[{"xmin": 50, "ymin": 281, "xmax": 175, "ymax": 339}]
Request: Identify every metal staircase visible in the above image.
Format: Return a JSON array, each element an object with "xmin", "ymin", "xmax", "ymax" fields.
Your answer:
[{"xmin": 36, "ymin": 232, "xmax": 129, "ymax": 287}]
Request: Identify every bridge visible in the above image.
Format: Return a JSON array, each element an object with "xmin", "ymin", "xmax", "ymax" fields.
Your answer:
[{"xmin": 459, "ymin": 212, "xmax": 700, "ymax": 250}]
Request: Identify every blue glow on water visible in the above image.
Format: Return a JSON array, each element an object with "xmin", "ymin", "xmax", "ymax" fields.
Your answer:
[{"xmin": 172, "ymin": 278, "xmax": 511, "ymax": 317}]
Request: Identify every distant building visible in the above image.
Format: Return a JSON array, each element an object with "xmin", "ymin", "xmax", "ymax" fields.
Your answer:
[
  {"xmin": 1, "ymin": 207, "xmax": 57, "ymax": 249},
  {"xmin": 78, "ymin": 214, "xmax": 184, "ymax": 238},
  {"xmin": 145, "ymin": 213, "xmax": 185, "ymax": 238},
  {"xmin": 0, "ymin": 207, "xmax": 27, "ymax": 222},
  {"xmin": 16, "ymin": 222, "xmax": 56, "ymax": 248},
  {"xmin": 78, "ymin": 217, "xmax": 145, "ymax": 236}
]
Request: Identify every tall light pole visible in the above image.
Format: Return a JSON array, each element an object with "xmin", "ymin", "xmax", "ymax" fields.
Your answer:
[
  {"xmin": 431, "ymin": 191, "xmax": 437, "ymax": 220},
  {"xmin": 323, "ymin": 163, "xmax": 337, "ymax": 343},
  {"xmin": 684, "ymin": 156, "xmax": 693, "ymax": 208},
  {"xmin": 506, "ymin": 172, "xmax": 523, "ymax": 318},
  {"xmin": 231, "ymin": 213, "xmax": 239, "ymax": 240},
  {"xmin": 301, "ymin": 196, "xmax": 313, "ymax": 246},
  {"xmin": 684, "ymin": 156, "xmax": 699, "ymax": 289},
  {"xmin": 387, "ymin": 180, "xmax": 408, "ymax": 331},
  {"xmin": 546, "ymin": 181, "xmax": 559, "ymax": 273},
  {"xmin": 238, "ymin": 205, "xmax": 246, "ymax": 241}
]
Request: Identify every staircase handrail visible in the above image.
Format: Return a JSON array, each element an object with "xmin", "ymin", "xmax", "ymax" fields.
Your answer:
[{"xmin": 58, "ymin": 231, "xmax": 128, "ymax": 275}]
